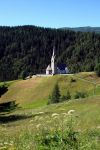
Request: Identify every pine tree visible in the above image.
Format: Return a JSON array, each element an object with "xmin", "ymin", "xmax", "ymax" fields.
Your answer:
[
  {"xmin": 49, "ymin": 83, "xmax": 61, "ymax": 104},
  {"xmin": 95, "ymin": 63, "xmax": 100, "ymax": 77}
]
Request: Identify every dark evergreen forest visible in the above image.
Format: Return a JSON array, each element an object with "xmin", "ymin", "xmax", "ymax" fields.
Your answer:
[{"xmin": 0, "ymin": 25, "xmax": 100, "ymax": 81}]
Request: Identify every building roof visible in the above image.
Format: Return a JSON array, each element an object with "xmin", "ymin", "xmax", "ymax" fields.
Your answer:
[
  {"xmin": 46, "ymin": 65, "xmax": 52, "ymax": 71},
  {"xmin": 57, "ymin": 64, "xmax": 67, "ymax": 70}
]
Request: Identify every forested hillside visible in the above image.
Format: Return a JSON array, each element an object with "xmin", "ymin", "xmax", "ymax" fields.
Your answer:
[{"xmin": 0, "ymin": 25, "xmax": 100, "ymax": 81}]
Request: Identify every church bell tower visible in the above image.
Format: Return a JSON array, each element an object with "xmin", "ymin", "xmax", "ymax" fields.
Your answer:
[{"xmin": 51, "ymin": 47, "xmax": 56, "ymax": 75}]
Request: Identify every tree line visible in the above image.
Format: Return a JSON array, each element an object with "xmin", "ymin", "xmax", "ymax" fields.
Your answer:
[{"xmin": 0, "ymin": 25, "xmax": 100, "ymax": 81}]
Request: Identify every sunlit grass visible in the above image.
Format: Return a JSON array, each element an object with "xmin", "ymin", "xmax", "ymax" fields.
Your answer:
[{"xmin": 1, "ymin": 72, "xmax": 100, "ymax": 109}]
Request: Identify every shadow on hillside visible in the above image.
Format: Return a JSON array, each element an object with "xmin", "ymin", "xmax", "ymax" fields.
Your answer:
[
  {"xmin": 0, "ymin": 84, "xmax": 8, "ymax": 97},
  {"xmin": 0, "ymin": 100, "xmax": 32, "ymax": 124},
  {"xmin": 0, "ymin": 114, "xmax": 32, "ymax": 124}
]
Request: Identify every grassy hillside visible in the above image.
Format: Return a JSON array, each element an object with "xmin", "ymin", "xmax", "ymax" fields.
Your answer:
[
  {"xmin": 0, "ymin": 72, "xmax": 100, "ymax": 149},
  {"xmin": 0, "ymin": 95, "xmax": 100, "ymax": 149},
  {"xmin": 0, "ymin": 72, "xmax": 100, "ymax": 109}
]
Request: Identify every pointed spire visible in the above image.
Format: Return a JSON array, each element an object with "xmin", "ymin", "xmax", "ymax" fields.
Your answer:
[{"xmin": 52, "ymin": 46, "xmax": 55, "ymax": 56}]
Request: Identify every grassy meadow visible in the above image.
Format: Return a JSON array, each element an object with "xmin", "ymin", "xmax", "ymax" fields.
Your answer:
[
  {"xmin": 0, "ymin": 72, "xmax": 100, "ymax": 149},
  {"xmin": 0, "ymin": 72, "xmax": 100, "ymax": 109}
]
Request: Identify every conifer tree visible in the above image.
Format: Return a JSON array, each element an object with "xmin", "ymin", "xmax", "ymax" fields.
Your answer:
[
  {"xmin": 95, "ymin": 63, "xmax": 100, "ymax": 77},
  {"xmin": 49, "ymin": 82, "xmax": 61, "ymax": 104}
]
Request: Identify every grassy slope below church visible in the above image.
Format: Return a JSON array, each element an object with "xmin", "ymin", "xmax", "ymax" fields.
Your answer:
[
  {"xmin": 0, "ymin": 72, "xmax": 100, "ymax": 109},
  {"xmin": 0, "ymin": 72, "xmax": 100, "ymax": 149}
]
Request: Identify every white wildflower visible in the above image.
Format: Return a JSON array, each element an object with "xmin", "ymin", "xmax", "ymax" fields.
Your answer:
[
  {"xmin": 67, "ymin": 110, "xmax": 75, "ymax": 115},
  {"xmin": 46, "ymin": 120, "xmax": 51, "ymax": 123},
  {"xmin": 10, "ymin": 141, "xmax": 14, "ymax": 144},
  {"xmin": 34, "ymin": 116, "xmax": 39, "ymax": 121},
  {"xmin": 97, "ymin": 126, "xmax": 100, "ymax": 129},
  {"xmin": 39, "ymin": 117, "xmax": 43, "ymax": 120},
  {"xmin": 9, "ymin": 143, "xmax": 13, "ymax": 146},
  {"xmin": 37, "ymin": 112, "xmax": 44, "ymax": 115},
  {"xmin": 29, "ymin": 119, "xmax": 34, "ymax": 122},
  {"xmin": 36, "ymin": 124, "xmax": 41, "ymax": 129},
  {"xmin": 4, "ymin": 142, "xmax": 8, "ymax": 145},
  {"xmin": 0, "ymin": 147, "xmax": 7, "ymax": 149},
  {"xmin": 53, "ymin": 116, "xmax": 59, "ymax": 120},
  {"xmin": 52, "ymin": 113, "xmax": 59, "ymax": 117}
]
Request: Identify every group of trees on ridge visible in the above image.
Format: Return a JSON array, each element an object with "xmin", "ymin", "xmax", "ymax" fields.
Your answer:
[{"xmin": 0, "ymin": 25, "xmax": 100, "ymax": 81}]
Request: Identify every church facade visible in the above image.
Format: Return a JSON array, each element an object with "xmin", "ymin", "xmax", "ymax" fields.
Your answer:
[{"xmin": 46, "ymin": 47, "xmax": 69, "ymax": 75}]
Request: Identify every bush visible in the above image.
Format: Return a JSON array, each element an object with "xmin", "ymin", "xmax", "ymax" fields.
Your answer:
[
  {"xmin": 0, "ymin": 84, "xmax": 8, "ymax": 97},
  {"xmin": 66, "ymin": 90, "xmax": 71, "ymax": 100},
  {"xmin": 19, "ymin": 71, "xmax": 27, "ymax": 80},
  {"xmin": 70, "ymin": 78, "xmax": 76, "ymax": 83},
  {"xmin": 74, "ymin": 91, "xmax": 88, "ymax": 99},
  {"xmin": 0, "ymin": 100, "xmax": 18, "ymax": 113},
  {"xmin": 95, "ymin": 63, "xmax": 100, "ymax": 77},
  {"xmin": 35, "ymin": 117, "xmax": 98, "ymax": 150},
  {"xmin": 61, "ymin": 91, "xmax": 71, "ymax": 102}
]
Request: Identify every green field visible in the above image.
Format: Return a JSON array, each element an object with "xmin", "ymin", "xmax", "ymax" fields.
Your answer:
[
  {"xmin": 0, "ymin": 72, "xmax": 100, "ymax": 149},
  {"xmin": 0, "ymin": 72, "xmax": 100, "ymax": 109}
]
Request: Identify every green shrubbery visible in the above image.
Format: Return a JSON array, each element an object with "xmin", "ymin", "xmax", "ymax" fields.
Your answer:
[
  {"xmin": 0, "ymin": 101, "xmax": 18, "ymax": 114},
  {"xmin": 70, "ymin": 78, "xmax": 76, "ymax": 83},
  {"xmin": 74, "ymin": 91, "xmax": 88, "ymax": 99},
  {"xmin": 0, "ymin": 116, "xmax": 99, "ymax": 150},
  {"xmin": 48, "ymin": 83, "xmax": 88, "ymax": 105},
  {"xmin": 61, "ymin": 91, "xmax": 71, "ymax": 102},
  {"xmin": 35, "ymin": 117, "xmax": 99, "ymax": 150},
  {"xmin": 48, "ymin": 83, "xmax": 72, "ymax": 104},
  {"xmin": 0, "ymin": 84, "xmax": 8, "ymax": 97},
  {"xmin": 95, "ymin": 63, "xmax": 100, "ymax": 77}
]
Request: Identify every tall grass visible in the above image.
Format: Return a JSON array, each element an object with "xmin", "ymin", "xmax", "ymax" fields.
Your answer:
[{"xmin": 0, "ymin": 113, "xmax": 99, "ymax": 150}]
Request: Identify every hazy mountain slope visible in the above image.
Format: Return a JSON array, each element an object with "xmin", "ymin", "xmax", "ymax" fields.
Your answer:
[{"xmin": 61, "ymin": 26, "xmax": 100, "ymax": 33}]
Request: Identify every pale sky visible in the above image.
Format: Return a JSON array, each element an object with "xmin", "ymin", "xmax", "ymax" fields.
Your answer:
[{"xmin": 0, "ymin": 0, "xmax": 100, "ymax": 28}]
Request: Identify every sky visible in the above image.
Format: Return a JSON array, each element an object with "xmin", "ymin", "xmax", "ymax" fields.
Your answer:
[{"xmin": 0, "ymin": 0, "xmax": 100, "ymax": 28}]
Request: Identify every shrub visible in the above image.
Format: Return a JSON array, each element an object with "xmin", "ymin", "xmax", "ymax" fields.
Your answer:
[
  {"xmin": 61, "ymin": 91, "xmax": 71, "ymax": 102},
  {"xmin": 95, "ymin": 63, "xmax": 100, "ymax": 77},
  {"xmin": 70, "ymin": 78, "xmax": 76, "ymax": 83},
  {"xmin": 74, "ymin": 91, "xmax": 88, "ymax": 99},
  {"xmin": 0, "ymin": 100, "xmax": 18, "ymax": 113},
  {"xmin": 0, "ymin": 84, "xmax": 8, "ymax": 97},
  {"xmin": 19, "ymin": 71, "xmax": 27, "ymax": 80},
  {"xmin": 66, "ymin": 90, "xmax": 71, "ymax": 100},
  {"xmin": 35, "ymin": 117, "xmax": 98, "ymax": 150},
  {"xmin": 29, "ymin": 73, "xmax": 32, "ymax": 78}
]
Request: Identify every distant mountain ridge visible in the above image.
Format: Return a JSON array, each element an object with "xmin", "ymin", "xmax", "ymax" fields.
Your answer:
[{"xmin": 61, "ymin": 26, "xmax": 100, "ymax": 33}]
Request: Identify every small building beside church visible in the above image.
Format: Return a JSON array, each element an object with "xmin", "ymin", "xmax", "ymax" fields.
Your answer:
[
  {"xmin": 46, "ymin": 47, "xmax": 69, "ymax": 75},
  {"xmin": 57, "ymin": 64, "xmax": 69, "ymax": 74}
]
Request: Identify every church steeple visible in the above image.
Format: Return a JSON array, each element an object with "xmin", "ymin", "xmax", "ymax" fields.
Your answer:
[
  {"xmin": 51, "ymin": 46, "xmax": 56, "ymax": 75},
  {"xmin": 52, "ymin": 46, "xmax": 55, "ymax": 57}
]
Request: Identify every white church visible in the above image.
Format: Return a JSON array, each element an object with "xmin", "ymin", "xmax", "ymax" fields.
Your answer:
[{"xmin": 46, "ymin": 47, "xmax": 69, "ymax": 75}]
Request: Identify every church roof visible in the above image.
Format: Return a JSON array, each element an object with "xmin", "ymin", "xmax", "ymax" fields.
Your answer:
[
  {"xmin": 46, "ymin": 65, "xmax": 52, "ymax": 71},
  {"xmin": 57, "ymin": 64, "xmax": 67, "ymax": 70}
]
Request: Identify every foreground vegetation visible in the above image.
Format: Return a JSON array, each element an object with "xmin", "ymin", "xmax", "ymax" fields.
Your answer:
[{"xmin": 0, "ymin": 96, "xmax": 100, "ymax": 149}]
